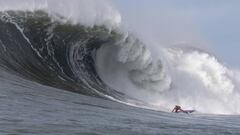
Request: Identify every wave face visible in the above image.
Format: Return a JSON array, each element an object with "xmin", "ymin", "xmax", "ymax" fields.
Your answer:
[
  {"xmin": 0, "ymin": 11, "xmax": 125, "ymax": 99},
  {"xmin": 0, "ymin": 9, "xmax": 240, "ymax": 114}
]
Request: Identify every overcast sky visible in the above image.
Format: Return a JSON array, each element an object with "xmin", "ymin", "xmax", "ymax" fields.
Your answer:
[{"xmin": 112, "ymin": 0, "xmax": 240, "ymax": 68}]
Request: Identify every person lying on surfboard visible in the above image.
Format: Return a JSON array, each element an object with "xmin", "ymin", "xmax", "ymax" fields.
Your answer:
[{"xmin": 172, "ymin": 105, "xmax": 195, "ymax": 114}]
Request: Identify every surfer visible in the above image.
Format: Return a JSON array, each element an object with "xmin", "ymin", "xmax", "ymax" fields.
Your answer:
[
  {"xmin": 172, "ymin": 105, "xmax": 194, "ymax": 114},
  {"xmin": 172, "ymin": 105, "xmax": 184, "ymax": 113}
]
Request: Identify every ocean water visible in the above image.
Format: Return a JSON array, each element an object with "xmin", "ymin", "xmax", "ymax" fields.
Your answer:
[
  {"xmin": 0, "ymin": 1, "xmax": 240, "ymax": 135},
  {"xmin": 1, "ymin": 70, "xmax": 240, "ymax": 135}
]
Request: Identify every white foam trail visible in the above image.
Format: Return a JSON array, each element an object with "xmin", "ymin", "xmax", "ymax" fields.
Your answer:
[{"xmin": 0, "ymin": 39, "xmax": 7, "ymax": 52}]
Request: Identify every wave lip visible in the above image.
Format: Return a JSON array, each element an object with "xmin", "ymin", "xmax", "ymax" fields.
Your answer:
[{"xmin": 0, "ymin": 0, "xmax": 122, "ymax": 29}]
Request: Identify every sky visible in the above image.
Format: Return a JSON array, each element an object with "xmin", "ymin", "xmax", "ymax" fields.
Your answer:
[{"xmin": 112, "ymin": 0, "xmax": 240, "ymax": 68}]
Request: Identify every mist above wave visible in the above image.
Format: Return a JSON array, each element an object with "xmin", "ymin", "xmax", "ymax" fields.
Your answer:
[{"xmin": 0, "ymin": 0, "xmax": 121, "ymax": 29}]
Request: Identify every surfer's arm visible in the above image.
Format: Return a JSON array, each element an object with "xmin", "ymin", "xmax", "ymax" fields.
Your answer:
[{"xmin": 179, "ymin": 109, "xmax": 188, "ymax": 113}]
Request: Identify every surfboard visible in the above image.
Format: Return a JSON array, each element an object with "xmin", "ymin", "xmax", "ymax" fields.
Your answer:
[{"xmin": 183, "ymin": 110, "xmax": 196, "ymax": 114}]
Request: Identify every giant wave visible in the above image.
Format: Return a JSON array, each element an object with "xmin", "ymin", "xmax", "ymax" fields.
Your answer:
[{"xmin": 0, "ymin": 3, "xmax": 240, "ymax": 114}]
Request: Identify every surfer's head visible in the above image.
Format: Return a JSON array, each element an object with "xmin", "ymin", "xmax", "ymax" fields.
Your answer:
[{"xmin": 175, "ymin": 105, "xmax": 181, "ymax": 109}]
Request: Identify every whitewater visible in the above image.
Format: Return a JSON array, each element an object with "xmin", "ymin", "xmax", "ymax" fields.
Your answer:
[{"xmin": 0, "ymin": 0, "xmax": 240, "ymax": 134}]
